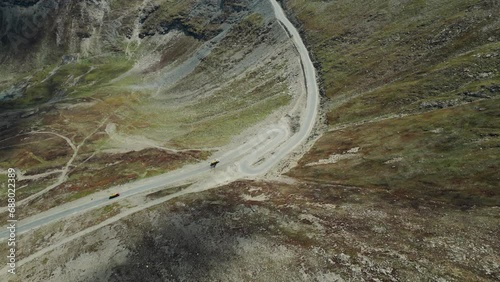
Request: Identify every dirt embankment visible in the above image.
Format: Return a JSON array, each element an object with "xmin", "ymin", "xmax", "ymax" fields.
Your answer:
[{"xmin": 11, "ymin": 180, "xmax": 499, "ymax": 281}]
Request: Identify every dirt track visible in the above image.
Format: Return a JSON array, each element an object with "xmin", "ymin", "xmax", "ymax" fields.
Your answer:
[{"xmin": 0, "ymin": 0, "xmax": 320, "ymax": 276}]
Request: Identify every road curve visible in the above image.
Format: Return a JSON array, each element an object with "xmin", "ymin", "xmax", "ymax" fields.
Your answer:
[
  {"xmin": 241, "ymin": 0, "xmax": 319, "ymax": 175},
  {"xmin": 0, "ymin": 0, "xmax": 319, "ymax": 240}
]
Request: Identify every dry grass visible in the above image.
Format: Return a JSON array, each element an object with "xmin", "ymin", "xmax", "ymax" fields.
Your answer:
[
  {"xmin": 281, "ymin": 0, "xmax": 499, "ymax": 208},
  {"xmin": 15, "ymin": 180, "xmax": 500, "ymax": 281},
  {"xmin": 290, "ymin": 98, "xmax": 499, "ymax": 208}
]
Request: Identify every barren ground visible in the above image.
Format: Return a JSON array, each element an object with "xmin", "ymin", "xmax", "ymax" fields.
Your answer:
[{"xmin": 8, "ymin": 180, "xmax": 500, "ymax": 281}]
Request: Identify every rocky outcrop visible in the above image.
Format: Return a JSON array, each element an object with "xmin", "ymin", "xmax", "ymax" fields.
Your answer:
[
  {"xmin": 138, "ymin": 0, "xmax": 253, "ymax": 40},
  {"xmin": 419, "ymin": 84, "xmax": 498, "ymax": 109},
  {"xmin": 221, "ymin": 0, "xmax": 247, "ymax": 12},
  {"xmin": 0, "ymin": 0, "xmax": 259, "ymax": 71},
  {"xmin": 1, "ymin": 0, "xmax": 42, "ymax": 7},
  {"xmin": 139, "ymin": 17, "xmax": 212, "ymax": 40}
]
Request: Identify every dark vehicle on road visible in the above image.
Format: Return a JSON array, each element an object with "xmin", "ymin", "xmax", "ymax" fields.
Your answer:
[
  {"xmin": 109, "ymin": 193, "xmax": 120, "ymax": 199},
  {"xmin": 210, "ymin": 159, "xmax": 220, "ymax": 168}
]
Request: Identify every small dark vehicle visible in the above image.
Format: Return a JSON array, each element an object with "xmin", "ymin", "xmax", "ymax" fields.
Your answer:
[
  {"xmin": 210, "ymin": 160, "xmax": 220, "ymax": 168},
  {"xmin": 109, "ymin": 193, "xmax": 120, "ymax": 199}
]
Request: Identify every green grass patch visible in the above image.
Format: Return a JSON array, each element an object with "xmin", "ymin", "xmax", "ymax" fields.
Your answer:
[
  {"xmin": 14, "ymin": 178, "xmax": 57, "ymax": 202},
  {"xmin": 173, "ymin": 93, "xmax": 290, "ymax": 147},
  {"xmin": 135, "ymin": 54, "xmax": 290, "ymax": 148},
  {"xmin": 0, "ymin": 174, "xmax": 8, "ymax": 199},
  {"xmin": 286, "ymin": 0, "xmax": 499, "ymax": 111},
  {"xmin": 139, "ymin": 0, "xmax": 222, "ymax": 39},
  {"xmin": 284, "ymin": 0, "xmax": 499, "ymax": 208},
  {"xmin": 2, "ymin": 56, "xmax": 133, "ymax": 108},
  {"xmin": 291, "ymin": 98, "xmax": 500, "ymax": 208}
]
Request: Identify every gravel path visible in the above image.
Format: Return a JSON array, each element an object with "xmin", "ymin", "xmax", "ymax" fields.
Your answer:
[{"xmin": 0, "ymin": 0, "xmax": 320, "ymax": 270}]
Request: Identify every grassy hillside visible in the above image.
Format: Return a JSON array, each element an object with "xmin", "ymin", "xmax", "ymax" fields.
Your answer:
[
  {"xmin": 282, "ymin": 0, "xmax": 499, "ymax": 207},
  {"xmin": 6, "ymin": 1, "xmax": 500, "ymax": 281},
  {"xmin": 0, "ymin": 0, "xmax": 297, "ymax": 215}
]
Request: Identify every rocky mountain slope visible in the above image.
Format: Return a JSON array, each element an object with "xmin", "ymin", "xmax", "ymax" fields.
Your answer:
[
  {"xmin": 0, "ymin": 0, "xmax": 301, "ymax": 215},
  {"xmin": 280, "ymin": 0, "xmax": 499, "ymax": 207},
  {"xmin": 1, "ymin": 0, "xmax": 499, "ymax": 281}
]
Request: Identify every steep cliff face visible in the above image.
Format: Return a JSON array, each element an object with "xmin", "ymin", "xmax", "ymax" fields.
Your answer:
[
  {"xmin": 2, "ymin": 0, "xmax": 108, "ymax": 67},
  {"xmin": 0, "ymin": 0, "xmax": 253, "ymax": 71},
  {"xmin": 0, "ymin": 0, "xmax": 277, "ymax": 108},
  {"xmin": 2, "ymin": 0, "xmax": 42, "ymax": 7}
]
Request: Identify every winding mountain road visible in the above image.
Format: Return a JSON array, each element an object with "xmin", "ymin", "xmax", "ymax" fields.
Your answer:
[{"xmin": 0, "ymin": 0, "xmax": 319, "ymax": 242}]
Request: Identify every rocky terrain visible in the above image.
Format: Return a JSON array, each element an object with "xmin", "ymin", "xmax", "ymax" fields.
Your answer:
[
  {"xmin": 0, "ymin": 0, "xmax": 302, "ymax": 216},
  {"xmin": 281, "ymin": 0, "xmax": 499, "ymax": 208},
  {"xmin": 9, "ymin": 180, "xmax": 499, "ymax": 281},
  {"xmin": 1, "ymin": 0, "xmax": 499, "ymax": 281}
]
